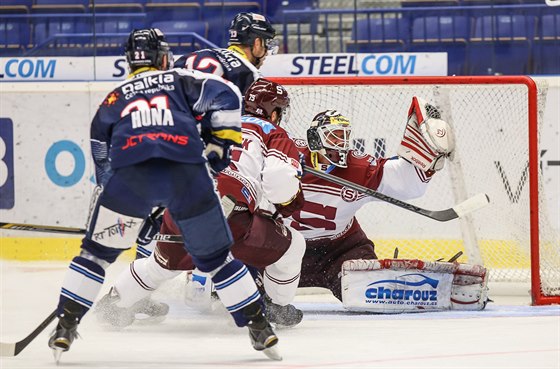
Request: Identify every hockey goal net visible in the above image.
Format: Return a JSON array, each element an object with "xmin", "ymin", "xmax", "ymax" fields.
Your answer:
[{"xmin": 273, "ymin": 76, "xmax": 559, "ymax": 306}]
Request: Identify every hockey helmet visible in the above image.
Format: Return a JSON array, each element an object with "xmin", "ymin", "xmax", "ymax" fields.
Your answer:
[
  {"xmin": 244, "ymin": 79, "xmax": 290, "ymax": 125},
  {"xmin": 228, "ymin": 12, "xmax": 277, "ymax": 53},
  {"xmin": 307, "ymin": 110, "xmax": 352, "ymax": 168},
  {"xmin": 125, "ymin": 28, "xmax": 173, "ymax": 71}
]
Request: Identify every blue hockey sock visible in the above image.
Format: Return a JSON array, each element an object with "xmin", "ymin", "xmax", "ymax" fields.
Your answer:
[
  {"xmin": 57, "ymin": 256, "xmax": 105, "ymax": 320},
  {"xmin": 211, "ymin": 259, "xmax": 262, "ymax": 327}
]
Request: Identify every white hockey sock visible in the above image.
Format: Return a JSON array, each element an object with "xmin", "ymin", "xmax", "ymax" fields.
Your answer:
[{"xmin": 113, "ymin": 253, "xmax": 180, "ymax": 308}]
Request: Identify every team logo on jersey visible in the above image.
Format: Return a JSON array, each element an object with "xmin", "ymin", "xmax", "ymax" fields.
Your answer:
[
  {"xmin": 293, "ymin": 138, "xmax": 307, "ymax": 148},
  {"xmin": 351, "ymin": 149, "xmax": 367, "ymax": 159},
  {"xmin": 341, "ymin": 186, "xmax": 358, "ymax": 202},
  {"xmin": 103, "ymin": 92, "xmax": 119, "ymax": 106}
]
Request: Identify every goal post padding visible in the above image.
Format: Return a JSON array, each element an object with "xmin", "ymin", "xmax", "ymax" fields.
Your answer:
[{"xmin": 270, "ymin": 76, "xmax": 559, "ymax": 305}]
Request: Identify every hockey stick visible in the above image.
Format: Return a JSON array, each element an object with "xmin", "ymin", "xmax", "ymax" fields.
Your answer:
[
  {"xmin": 304, "ymin": 165, "xmax": 490, "ymax": 222},
  {"xmin": 0, "ymin": 222, "xmax": 86, "ymax": 234},
  {"xmin": 0, "ymin": 222, "xmax": 185, "ymax": 243},
  {"xmin": 0, "ymin": 309, "xmax": 57, "ymax": 357}
]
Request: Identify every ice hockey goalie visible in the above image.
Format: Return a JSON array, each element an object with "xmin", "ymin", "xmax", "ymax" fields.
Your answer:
[{"xmin": 341, "ymin": 259, "xmax": 489, "ymax": 313}]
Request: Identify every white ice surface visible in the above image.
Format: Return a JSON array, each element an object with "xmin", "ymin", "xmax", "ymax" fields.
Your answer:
[{"xmin": 1, "ymin": 261, "xmax": 559, "ymax": 369}]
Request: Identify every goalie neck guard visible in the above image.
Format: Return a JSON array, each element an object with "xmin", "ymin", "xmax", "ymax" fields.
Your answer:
[{"xmin": 307, "ymin": 110, "xmax": 352, "ymax": 168}]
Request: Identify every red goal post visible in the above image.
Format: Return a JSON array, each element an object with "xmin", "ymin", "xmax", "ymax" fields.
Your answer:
[{"xmin": 271, "ymin": 76, "xmax": 559, "ymax": 306}]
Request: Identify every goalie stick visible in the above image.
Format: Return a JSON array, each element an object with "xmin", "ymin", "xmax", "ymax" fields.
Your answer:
[
  {"xmin": 0, "ymin": 309, "xmax": 57, "ymax": 357},
  {"xmin": 304, "ymin": 165, "xmax": 490, "ymax": 222}
]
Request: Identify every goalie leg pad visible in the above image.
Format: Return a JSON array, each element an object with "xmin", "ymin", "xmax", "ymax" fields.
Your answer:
[
  {"xmin": 450, "ymin": 264, "xmax": 489, "ymax": 310},
  {"xmin": 341, "ymin": 259, "xmax": 488, "ymax": 313}
]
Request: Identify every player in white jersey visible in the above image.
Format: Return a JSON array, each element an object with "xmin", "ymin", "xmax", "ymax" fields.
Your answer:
[
  {"xmin": 96, "ymin": 79, "xmax": 306, "ymax": 330},
  {"xmin": 286, "ymin": 102, "xmax": 456, "ymax": 301}
]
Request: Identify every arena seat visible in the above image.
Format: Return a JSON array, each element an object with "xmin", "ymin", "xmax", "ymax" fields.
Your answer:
[
  {"xmin": 151, "ymin": 20, "xmax": 209, "ymax": 53},
  {"xmin": 0, "ymin": 13, "xmax": 30, "ymax": 55},
  {"xmin": 202, "ymin": 1, "xmax": 261, "ymax": 47},
  {"xmin": 2, "ymin": 0, "xmax": 33, "ymax": 6},
  {"xmin": 33, "ymin": 16, "xmax": 92, "ymax": 46},
  {"xmin": 411, "ymin": 15, "xmax": 471, "ymax": 75},
  {"xmin": 347, "ymin": 16, "xmax": 410, "ymax": 53},
  {"xmin": 533, "ymin": 13, "xmax": 560, "ymax": 74},
  {"xmin": 145, "ymin": 2, "xmax": 201, "ymax": 23},
  {"xmin": 95, "ymin": 15, "xmax": 145, "ymax": 34},
  {"xmin": 468, "ymin": 14, "xmax": 536, "ymax": 75},
  {"xmin": 89, "ymin": 2, "xmax": 144, "ymax": 14},
  {"xmin": 32, "ymin": 0, "xmax": 88, "ymax": 14}
]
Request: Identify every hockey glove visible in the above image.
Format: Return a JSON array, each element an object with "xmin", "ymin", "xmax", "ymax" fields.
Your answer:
[
  {"xmin": 274, "ymin": 188, "xmax": 305, "ymax": 218},
  {"xmin": 205, "ymin": 142, "xmax": 232, "ymax": 174},
  {"xmin": 397, "ymin": 97, "xmax": 455, "ymax": 172}
]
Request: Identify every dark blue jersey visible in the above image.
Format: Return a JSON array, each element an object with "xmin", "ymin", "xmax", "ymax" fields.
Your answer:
[
  {"xmin": 174, "ymin": 46, "xmax": 260, "ymax": 96},
  {"xmin": 90, "ymin": 68, "xmax": 242, "ymax": 184}
]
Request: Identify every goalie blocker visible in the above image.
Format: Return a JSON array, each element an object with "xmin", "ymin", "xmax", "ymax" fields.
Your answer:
[{"xmin": 341, "ymin": 259, "xmax": 489, "ymax": 313}]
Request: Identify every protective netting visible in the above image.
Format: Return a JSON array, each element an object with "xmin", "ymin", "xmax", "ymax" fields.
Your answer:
[{"xmin": 281, "ymin": 78, "xmax": 559, "ymax": 300}]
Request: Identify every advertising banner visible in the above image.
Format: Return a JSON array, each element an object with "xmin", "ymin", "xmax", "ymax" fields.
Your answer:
[
  {"xmin": 260, "ymin": 53, "xmax": 447, "ymax": 77},
  {"xmin": 0, "ymin": 53, "xmax": 447, "ymax": 82}
]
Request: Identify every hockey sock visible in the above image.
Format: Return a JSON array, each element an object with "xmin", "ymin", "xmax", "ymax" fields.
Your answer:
[
  {"xmin": 207, "ymin": 256, "xmax": 262, "ymax": 327},
  {"xmin": 113, "ymin": 253, "xmax": 180, "ymax": 308},
  {"xmin": 58, "ymin": 256, "xmax": 105, "ymax": 320}
]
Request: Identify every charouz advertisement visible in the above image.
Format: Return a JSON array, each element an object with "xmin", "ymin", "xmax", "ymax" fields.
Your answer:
[{"xmin": 343, "ymin": 270, "xmax": 454, "ymax": 312}]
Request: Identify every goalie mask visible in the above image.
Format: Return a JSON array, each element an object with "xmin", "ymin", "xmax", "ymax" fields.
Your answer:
[
  {"xmin": 244, "ymin": 79, "xmax": 290, "ymax": 125},
  {"xmin": 125, "ymin": 28, "xmax": 173, "ymax": 71},
  {"xmin": 307, "ymin": 110, "xmax": 352, "ymax": 168}
]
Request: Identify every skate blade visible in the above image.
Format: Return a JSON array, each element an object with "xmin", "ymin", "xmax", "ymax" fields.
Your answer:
[
  {"xmin": 262, "ymin": 345, "xmax": 282, "ymax": 361},
  {"xmin": 52, "ymin": 347, "xmax": 64, "ymax": 365}
]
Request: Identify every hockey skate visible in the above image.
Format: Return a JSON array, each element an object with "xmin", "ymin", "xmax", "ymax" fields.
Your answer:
[
  {"xmin": 264, "ymin": 295, "xmax": 303, "ymax": 328},
  {"xmin": 243, "ymin": 302, "xmax": 282, "ymax": 361},
  {"xmin": 48, "ymin": 301, "xmax": 81, "ymax": 363}
]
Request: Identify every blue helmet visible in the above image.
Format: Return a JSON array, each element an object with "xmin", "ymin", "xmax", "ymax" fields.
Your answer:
[
  {"xmin": 228, "ymin": 12, "xmax": 276, "ymax": 46},
  {"xmin": 125, "ymin": 28, "xmax": 173, "ymax": 70}
]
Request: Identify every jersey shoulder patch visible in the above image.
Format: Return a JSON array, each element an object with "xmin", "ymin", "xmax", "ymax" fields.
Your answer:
[
  {"xmin": 347, "ymin": 150, "xmax": 378, "ymax": 167},
  {"xmin": 293, "ymin": 138, "xmax": 308, "ymax": 148}
]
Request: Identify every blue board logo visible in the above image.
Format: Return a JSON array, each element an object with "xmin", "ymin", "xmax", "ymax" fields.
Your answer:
[{"xmin": 0, "ymin": 118, "xmax": 15, "ymax": 209}]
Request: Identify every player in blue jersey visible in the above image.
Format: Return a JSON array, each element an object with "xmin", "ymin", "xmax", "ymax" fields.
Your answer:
[
  {"xmin": 133, "ymin": 12, "xmax": 277, "ymax": 259},
  {"xmin": 48, "ymin": 28, "xmax": 280, "ymax": 361},
  {"xmin": 175, "ymin": 12, "xmax": 277, "ymax": 96}
]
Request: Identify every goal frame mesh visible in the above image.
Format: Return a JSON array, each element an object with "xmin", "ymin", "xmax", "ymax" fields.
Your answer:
[{"xmin": 270, "ymin": 76, "xmax": 557, "ymax": 306}]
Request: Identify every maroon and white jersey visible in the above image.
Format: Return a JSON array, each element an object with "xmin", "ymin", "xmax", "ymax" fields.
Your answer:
[
  {"xmin": 287, "ymin": 138, "xmax": 432, "ymax": 241},
  {"xmin": 217, "ymin": 115, "xmax": 302, "ymax": 212}
]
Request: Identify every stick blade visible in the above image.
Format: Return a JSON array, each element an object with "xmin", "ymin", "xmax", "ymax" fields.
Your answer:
[
  {"xmin": 0, "ymin": 343, "xmax": 16, "ymax": 357},
  {"xmin": 453, "ymin": 193, "xmax": 490, "ymax": 218}
]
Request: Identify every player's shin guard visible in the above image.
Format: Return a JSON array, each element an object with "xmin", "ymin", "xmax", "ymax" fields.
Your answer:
[
  {"xmin": 57, "ymin": 255, "xmax": 106, "ymax": 319},
  {"xmin": 200, "ymin": 253, "xmax": 262, "ymax": 327},
  {"xmin": 263, "ymin": 227, "xmax": 305, "ymax": 306}
]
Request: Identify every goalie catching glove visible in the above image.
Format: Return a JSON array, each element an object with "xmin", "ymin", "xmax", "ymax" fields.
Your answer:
[{"xmin": 397, "ymin": 97, "xmax": 455, "ymax": 173}]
